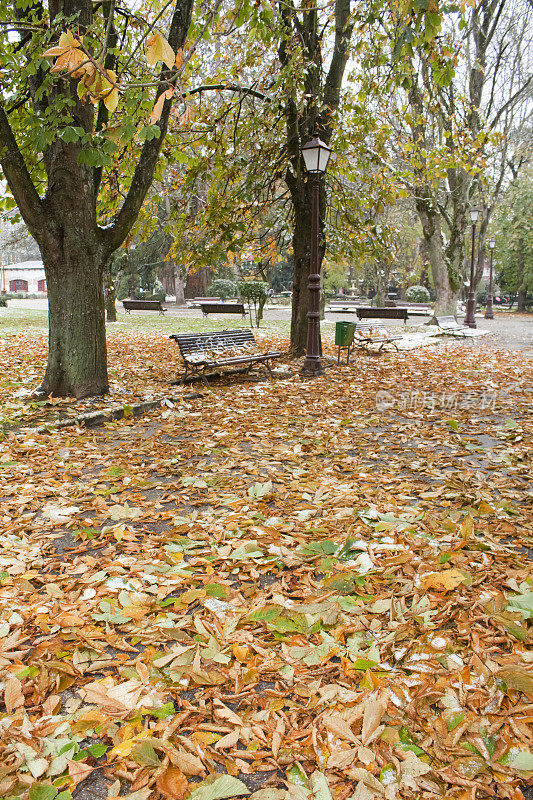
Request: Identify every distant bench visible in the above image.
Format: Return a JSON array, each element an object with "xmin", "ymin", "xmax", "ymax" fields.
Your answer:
[
  {"xmin": 170, "ymin": 328, "xmax": 282, "ymax": 383},
  {"xmin": 395, "ymin": 302, "xmax": 432, "ymax": 316},
  {"xmin": 356, "ymin": 307, "xmax": 408, "ymax": 322},
  {"xmin": 123, "ymin": 299, "xmax": 166, "ymax": 315},
  {"xmin": 200, "ymin": 302, "xmax": 245, "ymax": 318},
  {"xmin": 327, "ymin": 300, "xmax": 369, "ymax": 312},
  {"xmin": 328, "ymin": 301, "xmax": 432, "ymax": 317}
]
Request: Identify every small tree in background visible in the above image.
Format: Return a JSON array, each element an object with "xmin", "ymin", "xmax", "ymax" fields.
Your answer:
[{"xmin": 239, "ymin": 281, "xmax": 269, "ymax": 327}]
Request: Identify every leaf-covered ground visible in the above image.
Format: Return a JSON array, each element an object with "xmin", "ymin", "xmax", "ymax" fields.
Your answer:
[{"xmin": 0, "ymin": 324, "xmax": 532, "ymax": 800}]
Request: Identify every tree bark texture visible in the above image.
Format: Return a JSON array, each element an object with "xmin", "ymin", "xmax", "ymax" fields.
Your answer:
[
  {"xmin": 105, "ymin": 267, "xmax": 118, "ymax": 322},
  {"xmin": 416, "ymin": 192, "xmax": 457, "ymax": 316},
  {"xmin": 42, "ymin": 249, "xmax": 108, "ymax": 395},
  {"xmin": 175, "ymin": 272, "xmax": 186, "ymax": 305},
  {"xmin": 0, "ymin": 0, "xmax": 194, "ymax": 397},
  {"xmin": 290, "ymin": 180, "xmax": 326, "ymax": 354}
]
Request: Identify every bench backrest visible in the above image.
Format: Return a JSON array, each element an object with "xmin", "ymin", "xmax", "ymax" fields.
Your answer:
[
  {"xmin": 356, "ymin": 321, "xmax": 386, "ymax": 331},
  {"xmin": 436, "ymin": 315, "xmax": 461, "ymax": 329},
  {"xmin": 329, "ymin": 299, "xmax": 368, "ymax": 307},
  {"xmin": 123, "ymin": 299, "xmax": 163, "ymax": 310},
  {"xmin": 356, "ymin": 307, "xmax": 408, "ymax": 320},
  {"xmin": 194, "ymin": 297, "xmax": 221, "ymax": 302},
  {"xmin": 396, "ymin": 302, "xmax": 431, "ymax": 309},
  {"xmin": 200, "ymin": 302, "xmax": 245, "ymax": 314},
  {"xmin": 170, "ymin": 329, "xmax": 256, "ymax": 357}
]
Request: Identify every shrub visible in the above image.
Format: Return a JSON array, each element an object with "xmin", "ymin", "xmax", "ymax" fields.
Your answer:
[
  {"xmin": 405, "ymin": 285, "xmax": 430, "ymax": 303},
  {"xmin": 136, "ymin": 289, "xmax": 166, "ymax": 301},
  {"xmin": 238, "ymin": 281, "xmax": 269, "ymax": 327},
  {"xmin": 209, "ymin": 279, "xmax": 238, "ymax": 301},
  {"xmin": 0, "ymin": 297, "xmax": 7, "ymax": 307}
]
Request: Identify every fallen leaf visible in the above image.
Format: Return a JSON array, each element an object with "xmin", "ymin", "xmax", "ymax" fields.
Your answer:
[{"xmin": 157, "ymin": 767, "xmax": 189, "ymax": 799}]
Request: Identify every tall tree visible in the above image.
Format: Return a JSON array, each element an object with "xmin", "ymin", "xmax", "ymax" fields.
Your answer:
[
  {"xmin": 0, "ymin": 0, "xmax": 195, "ymax": 396},
  {"xmin": 495, "ymin": 168, "xmax": 533, "ymax": 311},
  {"xmin": 277, "ymin": 0, "xmax": 353, "ymax": 354},
  {"xmin": 360, "ymin": 0, "xmax": 532, "ymax": 315}
]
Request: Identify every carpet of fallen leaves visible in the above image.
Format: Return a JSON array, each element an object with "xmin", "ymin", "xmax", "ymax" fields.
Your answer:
[{"xmin": 0, "ymin": 328, "xmax": 532, "ymax": 800}]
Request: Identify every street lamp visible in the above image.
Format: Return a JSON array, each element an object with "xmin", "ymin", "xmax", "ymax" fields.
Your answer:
[
  {"xmin": 485, "ymin": 235, "xmax": 495, "ymax": 320},
  {"xmin": 464, "ymin": 206, "xmax": 480, "ymax": 328},
  {"xmin": 300, "ymin": 134, "xmax": 332, "ymax": 376}
]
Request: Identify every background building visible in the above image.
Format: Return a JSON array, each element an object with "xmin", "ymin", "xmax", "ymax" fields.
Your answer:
[{"xmin": 2, "ymin": 260, "xmax": 46, "ymax": 295}]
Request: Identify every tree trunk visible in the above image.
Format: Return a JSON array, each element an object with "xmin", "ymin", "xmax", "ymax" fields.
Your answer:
[
  {"xmin": 516, "ymin": 237, "xmax": 526, "ymax": 312},
  {"xmin": 374, "ymin": 261, "xmax": 388, "ymax": 306},
  {"xmin": 416, "ymin": 196, "xmax": 458, "ymax": 316},
  {"xmin": 104, "ymin": 265, "xmax": 117, "ymax": 322},
  {"xmin": 39, "ymin": 249, "xmax": 108, "ymax": 398},
  {"xmin": 258, "ymin": 295, "xmax": 267, "ymax": 324},
  {"xmin": 129, "ymin": 254, "xmax": 136, "ymax": 300},
  {"xmin": 290, "ymin": 184, "xmax": 324, "ymax": 356},
  {"xmin": 175, "ymin": 271, "xmax": 186, "ymax": 305}
]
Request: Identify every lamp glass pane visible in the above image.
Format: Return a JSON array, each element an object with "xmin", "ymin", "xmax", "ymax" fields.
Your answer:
[
  {"xmin": 489, "ymin": 237, "xmax": 496, "ymax": 249},
  {"xmin": 469, "ymin": 208, "xmax": 479, "ymax": 223},
  {"xmin": 302, "ymin": 145, "xmax": 320, "ymax": 173},
  {"xmin": 318, "ymin": 145, "xmax": 331, "ymax": 172}
]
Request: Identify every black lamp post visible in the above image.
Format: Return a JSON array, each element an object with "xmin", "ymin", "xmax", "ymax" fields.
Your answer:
[
  {"xmin": 464, "ymin": 206, "xmax": 479, "ymax": 328},
  {"xmin": 485, "ymin": 235, "xmax": 495, "ymax": 320},
  {"xmin": 300, "ymin": 135, "xmax": 332, "ymax": 377}
]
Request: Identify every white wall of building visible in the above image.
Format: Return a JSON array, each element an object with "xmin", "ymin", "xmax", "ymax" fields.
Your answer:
[{"xmin": 1, "ymin": 260, "xmax": 46, "ymax": 294}]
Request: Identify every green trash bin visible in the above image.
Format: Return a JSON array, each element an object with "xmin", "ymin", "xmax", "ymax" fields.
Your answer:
[{"xmin": 335, "ymin": 321, "xmax": 357, "ymax": 364}]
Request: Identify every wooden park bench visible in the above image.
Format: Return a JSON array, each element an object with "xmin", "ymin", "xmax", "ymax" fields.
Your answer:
[
  {"xmin": 169, "ymin": 328, "xmax": 282, "ymax": 383},
  {"xmin": 353, "ymin": 321, "xmax": 402, "ymax": 353},
  {"xmin": 356, "ymin": 307, "xmax": 408, "ymax": 322},
  {"xmin": 123, "ymin": 299, "xmax": 166, "ymax": 315},
  {"xmin": 200, "ymin": 302, "xmax": 246, "ymax": 318}
]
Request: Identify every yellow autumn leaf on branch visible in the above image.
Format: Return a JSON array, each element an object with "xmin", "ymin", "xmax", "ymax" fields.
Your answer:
[
  {"xmin": 44, "ymin": 29, "xmax": 87, "ymax": 77},
  {"xmin": 102, "ymin": 70, "xmax": 119, "ymax": 113},
  {"xmin": 146, "ymin": 32, "xmax": 175, "ymax": 69},
  {"xmin": 43, "ymin": 29, "xmax": 82, "ymax": 57},
  {"xmin": 150, "ymin": 88, "xmax": 174, "ymax": 124}
]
